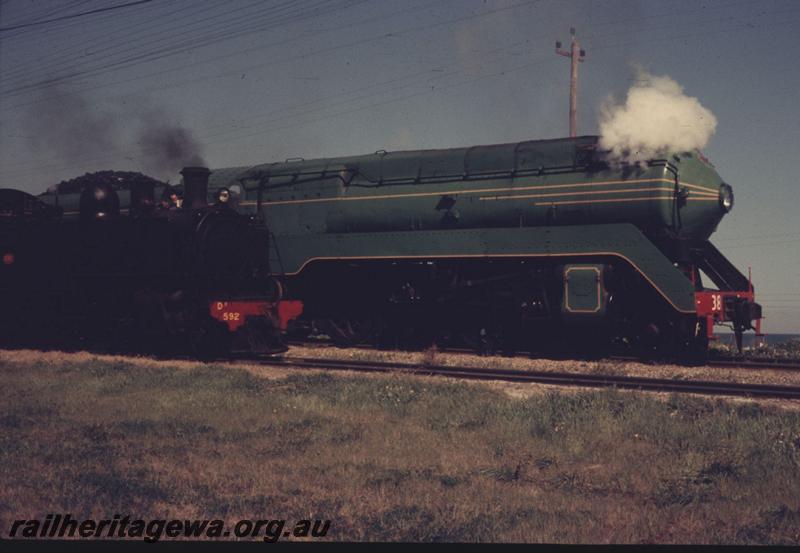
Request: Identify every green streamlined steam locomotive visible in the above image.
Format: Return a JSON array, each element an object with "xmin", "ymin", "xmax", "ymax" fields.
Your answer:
[{"xmin": 209, "ymin": 135, "xmax": 760, "ymax": 358}]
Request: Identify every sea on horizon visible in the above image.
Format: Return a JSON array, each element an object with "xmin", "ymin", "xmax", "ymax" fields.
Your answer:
[{"xmin": 715, "ymin": 333, "xmax": 799, "ymax": 347}]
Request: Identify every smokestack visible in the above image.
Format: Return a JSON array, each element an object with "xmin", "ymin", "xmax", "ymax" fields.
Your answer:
[{"xmin": 181, "ymin": 166, "xmax": 211, "ymax": 209}]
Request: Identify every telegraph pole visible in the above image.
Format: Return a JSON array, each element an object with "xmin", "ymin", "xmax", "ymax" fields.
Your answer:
[{"xmin": 555, "ymin": 28, "xmax": 586, "ymax": 137}]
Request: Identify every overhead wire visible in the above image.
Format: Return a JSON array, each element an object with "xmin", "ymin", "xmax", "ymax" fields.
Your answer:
[
  {"xmin": 6, "ymin": 0, "xmax": 788, "ymax": 110},
  {"xmin": 3, "ymin": 0, "xmax": 792, "ymax": 100},
  {"xmin": 0, "ymin": 0, "xmax": 534, "ymax": 107},
  {"xmin": 0, "ymin": 0, "xmax": 221, "ymax": 84},
  {"xmin": 0, "ymin": 0, "xmax": 536, "ymax": 172},
  {"xmin": 0, "ymin": 28, "xmax": 536, "ymax": 175},
  {"xmin": 715, "ymin": 231, "xmax": 800, "ymax": 242},
  {"xmin": 1, "ymin": 0, "xmax": 309, "ymax": 86},
  {"xmin": 0, "ymin": 0, "xmax": 371, "ymax": 91},
  {"xmin": 7, "ymin": 0, "xmax": 795, "ymax": 119},
  {"xmin": 0, "ymin": 0, "xmax": 352, "ymax": 97},
  {"xmin": 2, "ymin": 0, "xmax": 799, "ymax": 187},
  {"xmin": 0, "ymin": 0, "xmax": 155, "ymax": 32},
  {"xmin": 722, "ymin": 239, "xmax": 800, "ymax": 249},
  {"xmin": 0, "ymin": 0, "xmax": 309, "ymax": 84},
  {"xmin": 0, "ymin": 36, "xmax": 538, "ymax": 176},
  {"xmin": 0, "ymin": 0, "xmax": 96, "ymax": 36},
  {"xmin": 1, "ymin": 0, "xmax": 183, "ymax": 44}
]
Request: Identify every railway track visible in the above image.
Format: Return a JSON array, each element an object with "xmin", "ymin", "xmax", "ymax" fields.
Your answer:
[
  {"xmin": 289, "ymin": 340, "xmax": 800, "ymax": 372},
  {"xmin": 606, "ymin": 355, "xmax": 800, "ymax": 371},
  {"xmin": 707, "ymin": 358, "xmax": 800, "ymax": 371},
  {"xmin": 268, "ymin": 356, "xmax": 800, "ymax": 400}
]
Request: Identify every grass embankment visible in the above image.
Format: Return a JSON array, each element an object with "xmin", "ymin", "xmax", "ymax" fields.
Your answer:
[{"xmin": 1, "ymin": 351, "xmax": 799, "ymax": 544}]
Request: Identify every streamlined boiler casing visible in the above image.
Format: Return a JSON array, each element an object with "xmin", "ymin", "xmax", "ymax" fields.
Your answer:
[{"xmin": 224, "ymin": 136, "xmax": 727, "ymax": 240}]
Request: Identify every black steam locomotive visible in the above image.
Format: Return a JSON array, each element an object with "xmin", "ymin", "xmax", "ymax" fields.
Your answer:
[{"xmin": 0, "ymin": 167, "xmax": 300, "ymax": 355}]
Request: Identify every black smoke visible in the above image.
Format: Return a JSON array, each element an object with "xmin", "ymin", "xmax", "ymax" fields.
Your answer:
[
  {"xmin": 28, "ymin": 86, "xmax": 121, "ymax": 161},
  {"xmin": 27, "ymin": 86, "xmax": 206, "ymax": 179},
  {"xmin": 136, "ymin": 111, "xmax": 206, "ymax": 175}
]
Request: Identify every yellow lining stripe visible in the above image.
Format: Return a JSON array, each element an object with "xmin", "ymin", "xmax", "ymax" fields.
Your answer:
[
  {"xmin": 684, "ymin": 190, "xmax": 718, "ymax": 198},
  {"xmin": 277, "ymin": 251, "xmax": 694, "ymax": 314},
  {"xmin": 480, "ymin": 186, "xmax": 675, "ymax": 201},
  {"xmin": 244, "ymin": 177, "xmax": 676, "ymax": 207},
  {"xmin": 680, "ymin": 181, "xmax": 720, "ymax": 195},
  {"xmin": 537, "ymin": 196, "xmax": 673, "ymax": 206},
  {"xmin": 238, "ymin": 177, "xmax": 720, "ymax": 207},
  {"xmin": 535, "ymin": 196, "xmax": 719, "ymax": 207}
]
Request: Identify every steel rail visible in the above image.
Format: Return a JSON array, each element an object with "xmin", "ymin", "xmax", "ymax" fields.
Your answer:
[
  {"xmin": 288, "ymin": 341, "xmax": 800, "ymax": 372},
  {"xmin": 267, "ymin": 356, "xmax": 800, "ymax": 400},
  {"xmin": 707, "ymin": 358, "xmax": 800, "ymax": 371}
]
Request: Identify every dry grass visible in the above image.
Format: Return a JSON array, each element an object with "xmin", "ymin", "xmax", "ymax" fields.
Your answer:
[{"xmin": 2, "ymin": 349, "xmax": 800, "ymax": 544}]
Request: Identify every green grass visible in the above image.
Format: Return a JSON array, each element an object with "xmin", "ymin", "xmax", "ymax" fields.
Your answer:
[{"xmin": 1, "ymin": 354, "xmax": 800, "ymax": 543}]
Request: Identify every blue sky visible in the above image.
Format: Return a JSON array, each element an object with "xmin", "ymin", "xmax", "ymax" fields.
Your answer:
[{"xmin": 1, "ymin": 0, "xmax": 798, "ymax": 332}]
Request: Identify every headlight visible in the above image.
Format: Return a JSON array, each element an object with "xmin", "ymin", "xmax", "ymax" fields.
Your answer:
[{"xmin": 719, "ymin": 184, "xmax": 734, "ymax": 212}]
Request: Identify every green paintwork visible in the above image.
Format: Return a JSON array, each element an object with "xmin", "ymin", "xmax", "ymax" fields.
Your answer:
[
  {"xmin": 213, "ymin": 136, "xmax": 727, "ymax": 241},
  {"xmin": 265, "ymin": 223, "xmax": 696, "ymax": 313},
  {"xmin": 202, "ymin": 136, "xmax": 736, "ymax": 314}
]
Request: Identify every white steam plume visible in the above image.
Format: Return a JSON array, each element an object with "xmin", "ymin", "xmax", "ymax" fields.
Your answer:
[{"xmin": 599, "ymin": 71, "xmax": 717, "ymax": 161}]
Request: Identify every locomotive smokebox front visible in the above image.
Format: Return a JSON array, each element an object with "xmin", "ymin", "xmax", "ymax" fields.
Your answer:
[{"xmin": 181, "ymin": 166, "xmax": 211, "ymax": 209}]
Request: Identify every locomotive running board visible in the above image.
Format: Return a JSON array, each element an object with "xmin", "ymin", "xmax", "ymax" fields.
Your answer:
[
  {"xmin": 691, "ymin": 240, "xmax": 750, "ymax": 292},
  {"xmin": 268, "ymin": 223, "xmax": 697, "ymax": 313}
]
